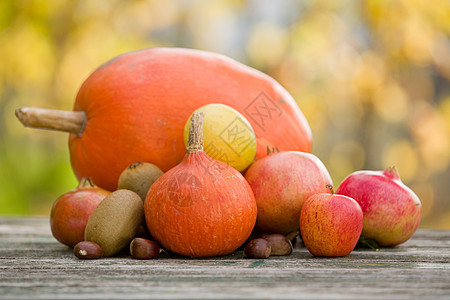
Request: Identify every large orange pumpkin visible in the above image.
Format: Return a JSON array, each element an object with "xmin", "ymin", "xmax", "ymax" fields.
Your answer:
[{"xmin": 18, "ymin": 48, "xmax": 312, "ymax": 191}]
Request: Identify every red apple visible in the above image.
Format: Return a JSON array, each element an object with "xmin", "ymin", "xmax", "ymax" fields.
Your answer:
[
  {"xmin": 244, "ymin": 151, "xmax": 333, "ymax": 234},
  {"xmin": 300, "ymin": 192, "xmax": 363, "ymax": 257},
  {"xmin": 50, "ymin": 178, "xmax": 110, "ymax": 247},
  {"xmin": 335, "ymin": 166, "xmax": 422, "ymax": 246}
]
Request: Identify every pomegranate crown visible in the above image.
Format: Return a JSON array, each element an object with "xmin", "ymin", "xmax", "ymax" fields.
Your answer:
[{"xmin": 383, "ymin": 166, "xmax": 400, "ymax": 180}]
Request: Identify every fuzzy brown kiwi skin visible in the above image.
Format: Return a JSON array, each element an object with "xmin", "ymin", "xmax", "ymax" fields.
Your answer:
[
  {"xmin": 84, "ymin": 189, "xmax": 144, "ymax": 257},
  {"xmin": 117, "ymin": 162, "xmax": 164, "ymax": 201}
]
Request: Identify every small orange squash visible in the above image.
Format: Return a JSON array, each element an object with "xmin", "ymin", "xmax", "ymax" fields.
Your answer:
[
  {"xmin": 144, "ymin": 111, "xmax": 257, "ymax": 257},
  {"xmin": 16, "ymin": 47, "xmax": 312, "ymax": 191}
]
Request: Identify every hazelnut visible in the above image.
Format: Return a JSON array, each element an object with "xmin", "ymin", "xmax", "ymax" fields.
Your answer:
[
  {"xmin": 264, "ymin": 234, "xmax": 293, "ymax": 256},
  {"xmin": 130, "ymin": 238, "xmax": 160, "ymax": 259},
  {"xmin": 244, "ymin": 238, "xmax": 271, "ymax": 259},
  {"xmin": 73, "ymin": 241, "xmax": 103, "ymax": 259}
]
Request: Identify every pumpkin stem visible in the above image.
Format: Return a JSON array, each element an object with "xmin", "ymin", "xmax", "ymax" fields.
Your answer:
[
  {"xmin": 186, "ymin": 111, "xmax": 205, "ymax": 154},
  {"xmin": 15, "ymin": 107, "xmax": 87, "ymax": 136}
]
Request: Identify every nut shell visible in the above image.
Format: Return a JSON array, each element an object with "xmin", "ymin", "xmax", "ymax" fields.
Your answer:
[
  {"xmin": 73, "ymin": 241, "xmax": 103, "ymax": 259},
  {"xmin": 244, "ymin": 238, "xmax": 271, "ymax": 259},
  {"xmin": 130, "ymin": 238, "xmax": 160, "ymax": 259},
  {"xmin": 264, "ymin": 234, "xmax": 293, "ymax": 256}
]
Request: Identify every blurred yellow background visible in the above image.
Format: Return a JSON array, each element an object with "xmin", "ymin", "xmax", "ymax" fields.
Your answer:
[{"xmin": 1, "ymin": 0, "xmax": 449, "ymax": 228}]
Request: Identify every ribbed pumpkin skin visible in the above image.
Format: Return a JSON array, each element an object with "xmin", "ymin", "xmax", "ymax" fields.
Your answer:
[
  {"xmin": 69, "ymin": 48, "xmax": 312, "ymax": 191},
  {"xmin": 144, "ymin": 151, "xmax": 257, "ymax": 258}
]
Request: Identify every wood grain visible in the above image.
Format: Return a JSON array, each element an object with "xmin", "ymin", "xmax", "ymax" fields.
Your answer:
[{"xmin": 0, "ymin": 217, "xmax": 449, "ymax": 299}]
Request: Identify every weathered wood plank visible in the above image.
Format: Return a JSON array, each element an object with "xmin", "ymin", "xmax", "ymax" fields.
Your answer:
[{"xmin": 0, "ymin": 217, "xmax": 449, "ymax": 299}]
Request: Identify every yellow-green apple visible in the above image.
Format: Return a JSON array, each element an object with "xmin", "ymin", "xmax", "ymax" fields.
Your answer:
[
  {"xmin": 300, "ymin": 190, "xmax": 363, "ymax": 257},
  {"xmin": 335, "ymin": 166, "xmax": 422, "ymax": 246},
  {"xmin": 50, "ymin": 178, "xmax": 110, "ymax": 247},
  {"xmin": 244, "ymin": 151, "xmax": 333, "ymax": 234}
]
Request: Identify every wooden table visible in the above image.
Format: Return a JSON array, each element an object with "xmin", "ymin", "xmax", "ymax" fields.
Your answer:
[{"xmin": 0, "ymin": 217, "xmax": 449, "ymax": 299}]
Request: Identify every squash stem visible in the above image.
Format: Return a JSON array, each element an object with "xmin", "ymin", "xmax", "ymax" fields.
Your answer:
[
  {"xmin": 186, "ymin": 111, "xmax": 205, "ymax": 154},
  {"xmin": 15, "ymin": 107, "xmax": 86, "ymax": 136}
]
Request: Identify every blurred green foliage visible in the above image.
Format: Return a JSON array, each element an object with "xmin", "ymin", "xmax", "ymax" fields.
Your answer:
[{"xmin": 1, "ymin": 0, "xmax": 449, "ymax": 228}]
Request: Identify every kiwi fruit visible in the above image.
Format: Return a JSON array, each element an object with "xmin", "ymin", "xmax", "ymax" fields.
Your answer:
[
  {"xmin": 117, "ymin": 162, "xmax": 163, "ymax": 201},
  {"xmin": 84, "ymin": 189, "xmax": 144, "ymax": 257}
]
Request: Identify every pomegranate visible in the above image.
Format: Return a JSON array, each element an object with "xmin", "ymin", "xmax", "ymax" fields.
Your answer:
[
  {"xmin": 336, "ymin": 166, "xmax": 422, "ymax": 246},
  {"xmin": 244, "ymin": 151, "xmax": 333, "ymax": 234},
  {"xmin": 50, "ymin": 178, "xmax": 110, "ymax": 247}
]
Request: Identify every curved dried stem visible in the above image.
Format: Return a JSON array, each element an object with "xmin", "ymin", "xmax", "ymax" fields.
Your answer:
[{"xmin": 15, "ymin": 107, "xmax": 86, "ymax": 136}]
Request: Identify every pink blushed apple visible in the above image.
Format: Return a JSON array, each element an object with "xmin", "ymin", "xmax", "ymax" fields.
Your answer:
[
  {"xmin": 244, "ymin": 151, "xmax": 333, "ymax": 234},
  {"xmin": 300, "ymin": 192, "xmax": 363, "ymax": 257},
  {"xmin": 336, "ymin": 166, "xmax": 422, "ymax": 247}
]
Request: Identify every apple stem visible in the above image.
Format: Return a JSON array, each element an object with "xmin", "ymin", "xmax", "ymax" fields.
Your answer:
[{"xmin": 326, "ymin": 184, "xmax": 334, "ymax": 194}]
